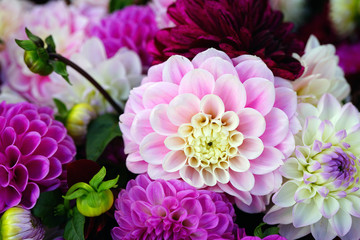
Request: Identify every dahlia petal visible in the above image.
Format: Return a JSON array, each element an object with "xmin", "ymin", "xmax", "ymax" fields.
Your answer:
[
  {"xmin": 211, "ymin": 213, "xmax": 229, "ymax": 235},
  {"xmin": 45, "ymin": 125, "xmax": 66, "ymax": 142},
  {"xmin": 250, "ymin": 147, "xmax": 284, "ymax": 175},
  {"xmin": 162, "ymin": 55, "xmax": 194, "ymax": 85},
  {"xmin": 53, "ymin": 144, "xmax": 74, "ymax": 164},
  {"xmin": 342, "ymin": 217, "xmax": 360, "ymax": 240},
  {"xmin": 229, "ymin": 155, "xmax": 250, "ymax": 172},
  {"xmin": 33, "ymin": 137, "xmax": 58, "ymax": 158},
  {"xmin": 2, "ymin": 127, "xmax": 16, "ymax": 147},
  {"xmin": 275, "ymin": 130, "xmax": 295, "ymax": 158},
  {"xmin": 235, "ymin": 195, "xmax": 267, "ymax": 213},
  {"xmin": 235, "ymin": 59, "xmax": 274, "ymax": 83},
  {"xmin": 20, "ymin": 132, "xmax": 42, "ymax": 156},
  {"xmin": 198, "ymin": 57, "xmax": 238, "ymax": 80},
  {"xmin": 318, "ymin": 94, "xmax": 341, "ymax": 121},
  {"xmin": 192, "ymin": 48, "xmax": 232, "ymax": 67},
  {"xmin": 0, "ymin": 166, "xmax": 10, "ymax": 187},
  {"xmin": 179, "ymin": 69, "xmax": 215, "ymax": 99},
  {"xmin": 236, "ymin": 108, "xmax": 265, "ymax": 137},
  {"xmin": 279, "ymin": 224, "xmax": 311, "ymax": 240},
  {"xmin": 3, "ymin": 185, "xmax": 21, "ymax": 207},
  {"xmin": 217, "ymin": 182, "xmax": 252, "ymax": 205},
  {"xmin": 302, "ymin": 117, "xmax": 322, "ymax": 146},
  {"xmin": 279, "ymin": 157, "xmax": 302, "ymax": 180},
  {"xmin": 320, "ymin": 196, "xmax": 339, "ymax": 218},
  {"xmin": 190, "ymin": 228, "xmax": 208, "ymax": 240},
  {"xmin": 143, "ymin": 82, "xmax": 179, "ymax": 109},
  {"xmin": 20, "ymin": 182, "xmax": 40, "ymax": 209},
  {"xmin": 250, "ymin": 173, "xmax": 275, "ymax": 196},
  {"xmin": 162, "ymin": 150, "xmax": 187, "ymax": 172},
  {"xmin": 9, "ymin": 114, "xmax": 29, "ymax": 135},
  {"xmin": 150, "ymin": 104, "xmax": 178, "ymax": 135},
  {"xmin": 24, "ymin": 155, "xmax": 50, "ymax": 181},
  {"xmin": 311, "ymin": 217, "xmax": 337, "ymax": 240},
  {"xmin": 200, "ymin": 168, "xmax": 217, "ymax": 187},
  {"xmin": 238, "ymin": 137, "xmax": 264, "ymax": 160},
  {"xmin": 213, "ymin": 167, "xmax": 230, "ymax": 184},
  {"xmin": 199, "ymin": 94, "xmax": 225, "ymax": 119},
  {"xmin": 179, "ymin": 166, "xmax": 204, "ymax": 188},
  {"xmin": 167, "ymin": 94, "xmax": 200, "ymax": 126},
  {"xmin": 213, "ymin": 74, "xmax": 247, "ymax": 113},
  {"xmin": 263, "ymin": 205, "xmax": 293, "ymax": 225},
  {"xmin": 130, "ymin": 109, "xmax": 153, "ymax": 144},
  {"xmin": 182, "ymin": 198, "xmax": 202, "ymax": 216},
  {"xmin": 274, "ymin": 87, "xmax": 297, "ymax": 119},
  {"xmin": 272, "ymin": 181, "xmax": 298, "ymax": 207},
  {"xmin": 329, "ymin": 208, "xmax": 352, "ymax": 236},
  {"xmin": 164, "ymin": 136, "xmax": 186, "ymax": 150},
  {"xmin": 243, "ymin": 77, "xmax": 275, "ymax": 116},
  {"xmin": 199, "ymin": 213, "xmax": 219, "ymax": 229},
  {"xmin": 5, "ymin": 145, "xmax": 20, "ymax": 168},
  {"xmin": 46, "ymin": 157, "xmax": 62, "ymax": 179},
  {"xmin": 297, "ymin": 103, "xmax": 319, "ymax": 126},
  {"xmin": 11, "ymin": 164, "xmax": 28, "ymax": 192},
  {"xmin": 147, "ymin": 181, "xmax": 165, "ymax": 205},
  {"xmin": 293, "ymin": 202, "xmax": 322, "ymax": 227},
  {"xmin": 148, "ymin": 164, "xmax": 180, "ymax": 180},
  {"xmin": 139, "ymin": 132, "xmax": 168, "ymax": 165},
  {"xmin": 260, "ymin": 108, "xmax": 289, "ymax": 147},
  {"xmin": 229, "ymin": 169, "xmax": 254, "ymax": 191},
  {"xmin": 335, "ymin": 103, "xmax": 360, "ymax": 132}
]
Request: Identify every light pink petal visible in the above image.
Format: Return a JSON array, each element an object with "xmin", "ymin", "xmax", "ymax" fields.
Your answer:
[
  {"xmin": 126, "ymin": 152, "xmax": 148, "ymax": 174},
  {"xmin": 260, "ymin": 108, "xmax": 289, "ymax": 147},
  {"xmin": 235, "ymin": 195, "xmax": 268, "ymax": 213},
  {"xmin": 235, "ymin": 59, "xmax": 274, "ymax": 83},
  {"xmin": 238, "ymin": 137, "xmax": 264, "ymax": 160},
  {"xmin": 178, "ymin": 69, "xmax": 215, "ymax": 99},
  {"xmin": 244, "ymin": 77, "xmax": 275, "ymax": 116},
  {"xmin": 162, "ymin": 55, "xmax": 194, "ymax": 85},
  {"xmin": 217, "ymin": 182, "xmax": 252, "ymax": 205},
  {"xmin": 140, "ymin": 132, "xmax": 169, "ymax": 165},
  {"xmin": 130, "ymin": 109, "xmax": 153, "ymax": 144},
  {"xmin": 274, "ymin": 130, "xmax": 295, "ymax": 159},
  {"xmin": 179, "ymin": 166, "xmax": 204, "ymax": 188},
  {"xmin": 198, "ymin": 57, "xmax": 238, "ymax": 80},
  {"xmin": 192, "ymin": 48, "xmax": 232, "ymax": 67},
  {"xmin": 229, "ymin": 155, "xmax": 250, "ymax": 172},
  {"xmin": 162, "ymin": 150, "xmax": 187, "ymax": 172},
  {"xmin": 250, "ymin": 146, "xmax": 284, "ymax": 175},
  {"xmin": 200, "ymin": 94, "xmax": 225, "ymax": 119},
  {"xmin": 236, "ymin": 108, "xmax": 266, "ymax": 137},
  {"xmin": 274, "ymin": 87, "xmax": 297, "ymax": 119},
  {"xmin": 143, "ymin": 82, "xmax": 179, "ymax": 109},
  {"xmin": 167, "ymin": 94, "xmax": 200, "ymax": 126},
  {"xmin": 143, "ymin": 62, "xmax": 165, "ymax": 83},
  {"xmin": 213, "ymin": 74, "xmax": 247, "ymax": 113},
  {"xmin": 229, "ymin": 169, "xmax": 255, "ymax": 191},
  {"xmin": 126, "ymin": 83, "xmax": 152, "ymax": 113},
  {"xmin": 150, "ymin": 104, "xmax": 178, "ymax": 135},
  {"xmin": 148, "ymin": 164, "xmax": 180, "ymax": 180},
  {"xmin": 250, "ymin": 173, "xmax": 276, "ymax": 196}
]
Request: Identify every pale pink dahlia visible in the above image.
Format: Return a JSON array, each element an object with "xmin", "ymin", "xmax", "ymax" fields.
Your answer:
[
  {"xmin": 120, "ymin": 48, "xmax": 298, "ymax": 212},
  {"xmin": 0, "ymin": 101, "xmax": 76, "ymax": 213},
  {"xmin": 112, "ymin": 174, "xmax": 237, "ymax": 239}
]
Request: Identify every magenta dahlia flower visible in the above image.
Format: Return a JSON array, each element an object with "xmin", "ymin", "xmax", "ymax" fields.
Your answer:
[
  {"xmin": 0, "ymin": 101, "xmax": 76, "ymax": 213},
  {"xmin": 148, "ymin": 0, "xmax": 304, "ymax": 80},
  {"xmin": 111, "ymin": 174, "xmax": 237, "ymax": 239},
  {"xmin": 120, "ymin": 48, "xmax": 298, "ymax": 212},
  {"xmin": 89, "ymin": 5, "xmax": 158, "ymax": 68}
]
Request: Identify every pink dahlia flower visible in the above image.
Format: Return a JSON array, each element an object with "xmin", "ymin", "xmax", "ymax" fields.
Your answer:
[
  {"xmin": 89, "ymin": 5, "xmax": 158, "ymax": 68},
  {"xmin": 0, "ymin": 101, "xmax": 76, "ymax": 213},
  {"xmin": 112, "ymin": 174, "xmax": 238, "ymax": 239},
  {"xmin": 2, "ymin": 1, "xmax": 88, "ymax": 105},
  {"xmin": 120, "ymin": 48, "xmax": 298, "ymax": 212}
]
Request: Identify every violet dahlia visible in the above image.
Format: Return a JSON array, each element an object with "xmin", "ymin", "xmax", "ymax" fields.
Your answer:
[
  {"xmin": 149, "ymin": 0, "xmax": 304, "ymax": 80},
  {"xmin": 89, "ymin": 5, "xmax": 158, "ymax": 68},
  {"xmin": 111, "ymin": 174, "xmax": 237, "ymax": 239},
  {"xmin": 0, "ymin": 101, "xmax": 76, "ymax": 213}
]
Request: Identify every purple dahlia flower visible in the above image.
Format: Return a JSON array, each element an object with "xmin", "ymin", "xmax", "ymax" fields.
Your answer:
[
  {"xmin": 112, "ymin": 174, "xmax": 238, "ymax": 240},
  {"xmin": 149, "ymin": 0, "xmax": 304, "ymax": 80},
  {"xmin": 89, "ymin": 5, "xmax": 158, "ymax": 68},
  {"xmin": 0, "ymin": 101, "xmax": 76, "ymax": 213}
]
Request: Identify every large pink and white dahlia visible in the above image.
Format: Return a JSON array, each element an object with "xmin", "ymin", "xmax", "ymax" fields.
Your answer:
[{"xmin": 120, "ymin": 49, "xmax": 298, "ymax": 212}]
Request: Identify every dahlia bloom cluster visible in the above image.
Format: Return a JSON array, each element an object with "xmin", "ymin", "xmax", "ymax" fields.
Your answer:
[
  {"xmin": 112, "ymin": 174, "xmax": 237, "ymax": 239},
  {"xmin": 120, "ymin": 48, "xmax": 298, "ymax": 213},
  {"xmin": 89, "ymin": 5, "xmax": 158, "ymax": 68},
  {"xmin": 0, "ymin": 101, "xmax": 76, "ymax": 213},
  {"xmin": 264, "ymin": 94, "xmax": 360, "ymax": 240}
]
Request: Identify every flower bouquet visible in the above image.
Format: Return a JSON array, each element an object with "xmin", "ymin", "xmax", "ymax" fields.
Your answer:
[{"xmin": 0, "ymin": 0, "xmax": 359, "ymax": 239}]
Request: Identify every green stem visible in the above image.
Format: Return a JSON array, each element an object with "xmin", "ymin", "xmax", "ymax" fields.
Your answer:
[{"xmin": 48, "ymin": 53, "xmax": 123, "ymax": 115}]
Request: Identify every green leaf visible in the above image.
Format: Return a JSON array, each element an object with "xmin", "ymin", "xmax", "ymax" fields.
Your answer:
[
  {"xmin": 45, "ymin": 35, "xmax": 56, "ymax": 53},
  {"xmin": 53, "ymin": 98, "xmax": 68, "ymax": 119},
  {"xmin": 63, "ymin": 189, "xmax": 88, "ymax": 200},
  {"xmin": 254, "ymin": 222, "xmax": 266, "ymax": 238},
  {"xmin": 15, "ymin": 39, "xmax": 37, "ymax": 51},
  {"xmin": 263, "ymin": 226, "xmax": 280, "ymax": 237},
  {"xmin": 25, "ymin": 28, "xmax": 44, "ymax": 47},
  {"xmin": 97, "ymin": 175, "xmax": 119, "ymax": 192},
  {"xmin": 51, "ymin": 60, "xmax": 71, "ymax": 84},
  {"xmin": 32, "ymin": 190, "xmax": 67, "ymax": 228},
  {"xmin": 89, "ymin": 167, "xmax": 106, "ymax": 189},
  {"xmin": 109, "ymin": 0, "xmax": 133, "ymax": 12},
  {"xmin": 64, "ymin": 208, "xmax": 85, "ymax": 240},
  {"xmin": 86, "ymin": 113, "xmax": 122, "ymax": 161}
]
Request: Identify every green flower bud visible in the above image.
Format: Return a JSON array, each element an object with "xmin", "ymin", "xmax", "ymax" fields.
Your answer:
[
  {"xmin": 24, "ymin": 50, "xmax": 53, "ymax": 76},
  {"xmin": 76, "ymin": 189, "xmax": 114, "ymax": 217},
  {"xmin": 0, "ymin": 206, "xmax": 45, "ymax": 240}
]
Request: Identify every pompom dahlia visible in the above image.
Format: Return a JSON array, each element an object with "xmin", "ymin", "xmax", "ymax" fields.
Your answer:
[
  {"xmin": 0, "ymin": 101, "xmax": 76, "ymax": 213},
  {"xmin": 292, "ymin": 35, "xmax": 350, "ymax": 104},
  {"xmin": 120, "ymin": 48, "xmax": 298, "ymax": 212},
  {"xmin": 89, "ymin": 5, "xmax": 158, "ymax": 68},
  {"xmin": 112, "ymin": 174, "xmax": 237, "ymax": 239},
  {"xmin": 264, "ymin": 94, "xmax": 360, "ymax": 240},
  {"xmin": 149, "ymin": 0, "xmax": 304, "ymax": 80},
  {"xmin": 2, "ymin": 1, "xmax": 88, "ymax": 104}
]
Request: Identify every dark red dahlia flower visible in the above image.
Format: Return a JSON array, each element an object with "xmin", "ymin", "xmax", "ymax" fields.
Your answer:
[{"xmin": 149, "ymin": 0, "xmax": 305, "ymax": 80}]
